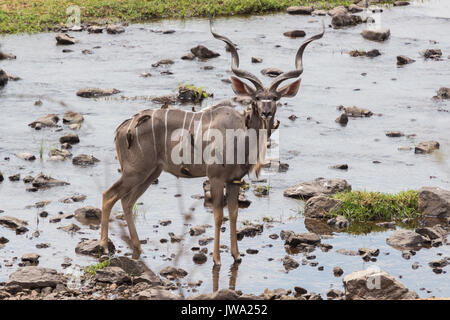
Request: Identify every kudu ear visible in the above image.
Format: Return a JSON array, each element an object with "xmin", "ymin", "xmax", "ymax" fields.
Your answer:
[
  {"xmin": 277, "ymin": 79, "xmax": 302, "ymax": 98},
  {"xmin": 231, "ymin": 76, "xmax": 256, "ymax": 96}
]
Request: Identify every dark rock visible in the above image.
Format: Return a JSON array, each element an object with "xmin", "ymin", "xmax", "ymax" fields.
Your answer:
[
  {"xmin": 386, "ymin": 131, "xmax": 404, "ymax": 137},
  {"xmin": 59, "ymin": 133, "xmax": 80, "ymax": 145},
  {"xmin": 152, "ymin": 59, "xmax": 174, "ymax": 67},
  {"xmin": 421, "ymin": 49, "xmax": 442, "ymax": 60},
  {"xmin": 327, "ymin": 215, "xmax": 350, "ymax": 229},
  {"xmin": 87, "ymin": 25, "xmax": 103, "ymax": 33},
  {"xmin": 335, "ymin": 113, "xmax": 348, "ymax": 125},
  {"xmin": 327, "ymin": 289, "xmax": 344, "ymax": 299},
  {"xmin": 21, "ymin": 253, "xmax": 40, "ymax": 264},
  {"xmin": 75, "ymin": 239, "xmax": 115, "ymax": 257},
  {"xmin": 435, "ymin": 87, "xmax": 450, "ymax": 100},
  {"xmin": 344, "ymin": 106, "xmax": 373, "ymax": 117},
  {"xmin": 361, "ymin": 28, "xmax": 391, "ymax": 41},
  {"xmin": 28, "ymin": 114, "xmax": 59, "ymax": 129},
  {"xmin": 251, "ymin": 57, "xmax": 263, "ymax": 63},
  {"xmin": 261, "ymin": 68, "xmax": 283, "ymax": 77},
  {"xmin": 189, "ymin": 225, "xmax": 206, "ymax": 236},
  {"xmin": 32, "ymin": 173, "xmax": 69, "ymax": 189},
  {"xmin": 0, "ymin": 69, "xmax": 8, "ymax": 87},
  {"xmin": 95, "ymin": 266, "xmax": 130, "ymax": 284},
  {"xmin": 283, "ymin": 30, "xmax": 306, "ymax": 38},
  {"xmin": 283, "ymin": 231, "xmax": 321, "ymax": 247},
  {"xmin": 333, "ymin": 266, "xmax": 344, "ymax": 277},
  {"xmin": 282, "ymin": 255, "xmax": 299, "ymax": 271},
  {"xmin": 397, "ymin": 55, "xmax": 415, "ymax": 65},
  {"xmin": 56, "ymin": 34, "xmax": 78, "ymax": 45},
  {"xmin": 181, "ymin": 52, "xmax": 195, "ymax": 60},
  {"xmin": 72, "ymin": 154, "xmax": 100, "ymax": 166},
  {"xmin": 394, "ymin": 1, "xmax": 410, "ymax": 6},
  {"xmin": 193, "ymin": 253, "xmax": 207, "ymax": 264},
  {"xmin": 304, "ymin": 195, "xmax": 342, "ymax": 218},
  {"xmin": 58, "ymin": 223, "xmax": 80, "ymax": 232},
  {"xmin": 236, "ymin": 224, "xmax": 263, "ymax": 240},
  {"xmin": 418, "ymin": 187, "xmax": 450, "ymax": 218},
  {"xmin": 159, "ymin": 266, "xmax": 187, "ymax": 279},
  {"xmin": 63, "ymin": 111, "xmax": 84, "ymax": 124},
  {"xmin": 106, "ymin": 25, "xmax": 125, "ymax": 34},
  {"xmin": 190, "ymin": 45, "xmax": 219, "ymax": 59},
  {"xmin": 331, "ymin": 13, "xmax": 363, "ymax": 28},
  {"xmin": 0, "ymin": 216, "xmax": 29, "ymax": 234}
]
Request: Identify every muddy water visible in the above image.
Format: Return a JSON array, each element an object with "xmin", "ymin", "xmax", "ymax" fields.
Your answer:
[{"xmin": 0, "ymin": 0, "xmax": 449, "ymax": 297}]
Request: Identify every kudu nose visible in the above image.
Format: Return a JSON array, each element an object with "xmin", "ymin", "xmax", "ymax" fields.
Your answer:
[{"xmin": 262, "ymin": 111, "xmax": 271, "ymax": 118}]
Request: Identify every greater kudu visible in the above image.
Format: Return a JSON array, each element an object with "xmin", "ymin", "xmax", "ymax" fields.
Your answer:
[{"xmin": 100, "ymin": 18, "xmax": 324, "ymax": 265}]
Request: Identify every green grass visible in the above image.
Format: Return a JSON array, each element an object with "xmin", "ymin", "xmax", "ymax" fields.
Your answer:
[
  {"xmin": 331, "ymin": 190, "xmax": 420, "ymax": 222},
  {"xmin": 0, "ymin": 0, "xmax": 397, "ymax": 34},
  {"xmin": 84, "ymin": 258, "xmax": 110, "ymax": 277}
]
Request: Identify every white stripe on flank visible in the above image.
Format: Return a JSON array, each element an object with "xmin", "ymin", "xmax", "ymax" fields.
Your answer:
[
  {"xmin": 135, "ymin": 126, "xmax": 143, "ymax": 154},
  {"xmin": 152, "ymin": 110, "xmax": 157, "ymax": 154},
  {"xmin": 164, "ymin": 109, "xmax": 169, "ymax": 160}
]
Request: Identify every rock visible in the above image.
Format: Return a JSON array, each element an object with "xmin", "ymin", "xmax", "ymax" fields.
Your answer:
[
  {"xmin": 193, "ymin": 253, "xmax": 207, "ymax": 264},
  {"xmin": 361, "ymin": 28, "xmax": 391, "ymax": 42},
  {"xmin": 261, "ymin": 68, "xmax": 283, "ymax": 77},
  {"xmin": 386, "ymin": 131, "xmax": 404, "ymax": 137},
  {"xmin": 0, "ymin": 216, "xmax": 29, "ymax": 234},
  {"xmin": 394, "ymin": 1, "xmax": 410, "ymax": 6},
  {"xmin": 349, "ymin": 49, "xmax": 381, "ymax": 58},
  {"xmin": 151, "ymin": 95, "xmax": 177, "ymax": 104},
  {"xmin": 199, "ymin": 237, "xmax": 214, "ymax": 246},
  {"xmin": 331, "ymin": 13, "xmax": 363, "ymax": 28},
  {"xmin": 283, "ymin": 231, "xmax": 321, "ymax": 247},
  {"xmin": 75, "ymin": 239, "xmax": 115, "ymax": 257},
  {"xmin": 7, "ymin": 267, "xmax": 64, "ymax": 289},
  {"xmin": 418, "ymin": 187, "xmax": 450, "ymax": 218},
  {"xmin": 189, "ymin": 225, "xmax": 206, "ymax": 236},
  {"xmin": 0, "ymin": 236, "xmax": 9, "ymax": 244},
  {"xmin": 416, "ymin": 225, "xmax": 447, "ymax": 240},
  {"xmin": 358, "ymin": 248, "xmax": 379, "ymax": 257},
  {"xmin": 327, "ymin": 215, "xmax": 350, "ymax": 229},
  {"xmin": 333, "ymin": 266, "xmax": 344, "ymax": 277},
  {"xmin": 58, "ymin": 223, "xmax": 80, "ymax": 232},
  {"xmin": 49, "ymin": 148, "xmax": 72, "ymax": 161},
  {"xmin": 6, "ymin": 73, "xmax": 21, "ymax": 81},
  {"xmin": 286, "ymin": 6, "xmax": 313, "ymax": 15},
  {"xmin": 236, "ymin": 224, "xmax": 263, "ymax": 240},
  {"xmin": 63, "ymin": 111, "xmax": 84, "ymax": 124},
  {"xmin": 246, "ymin": 249, "xmax": 259, "ymax": 254},
  {"xmin": 9, "ymin": 174, "xmax": 20, "ymax": 181},
  {"xmin": 344, "ymin": 106, "xmax": 373, "ymax": 117},
  {"xmin": 28, "ymin": 114, "xmax": 59, "ymax": 129},
  {"xmin": 312, "ymin": 9, "xmax": 327, "ymax": 16},
  {"xmin": 152, "ymin": 59, "xmax": 174, "ymax": 67},
  {"xmin": 136, "ymin": 288, "xmax": 180, "ymax": 300},
  {"xmin": 159, "ymin": 266, "xmax": 187, "ymax": 279},
  {"xmin": 190, "ymin": 45, "xmax": 220, "ymax": 59},
  {"xmin": 348, "ymin": 4, "xmax": 364, "ymax": 12},
  {"xmin": 327, "ymin": 289, "xmax": 344, "ymax": 299},
  {"xmin": 32, "ymin": 173, "xmax": 69, "ymax": 189},
  {"xmin": 421, "ymin": 49, "xmax": 442, "ymax": 59},
  {"xmin": 304, "ymin": 195, "xmax": 343, "ymax": 218},
  {"xmin": 282, "ymin": 255, "xmax": 299, "ymax": 271},
  {"xmin": 87, "ymin": 25, "xmax": 103, "ymax": 33},
  {"xmin": 109, "ymin": 256, "xmax": 159, "ymax": 283},
  {"xmin": 397, "ymin": 55, "xmax": 415, "ymax": 65},
  {"xmin": 0, "ymin": 69, "xmax": 8, "ymax": 87},
  {"xmin": 331, "ymin": 164, "xmax": 348, "ymax": 170},
  {"xmin": 284, "ymin": 178, "xmax": 351, "ymax": 199},
  {"xmin": 0, "ymin": 52, "xmax": 16, "ymax": 60},
  {"xmin": 56, "ymin": 34, "xmax": 78, "ymax": 45},
  {"xmin": 177, "ymin": 85, "xmax": 209, "ymax": 103},
  {"xmin": 328, "ymin": 6, "xmax": 347, "ymax": 16},
  {"xmin": 386, "ymin": 230, "xmax": 427, "ymax": 250},
  {"xmin": 75, "ymin": 206, "xmax": 101, "ymax": 222},
  {"xmin": 188, "ymin": 289, "xmax": 242, "ymax": 300},
  {"xmin": 21, "ymin": 253, "xmax": 40, "ymax": 264},
  {"xmin": 72, "ymin": 154, "xmax": 100, "ymax": 166},
  {"xmin": 435, "ymin": 87, "xmax": 450, "ymax": 99},
  {"xmin": 335, "ymin": 113, "xmax": 348, "ymax": 125},
  {"xmin": 15, "ymin": 152, "xmax": 36, "ymax": 161},
  {"xmin": 168, "ymin": 232, "xmax": 182, "ymax": 242},
  {"xmin": 376, "ymin": 222, "xmax": 396, "ymax": 229},
  {"xmin": 428, "ymin": 259, "xmax": 448, "ymax": 268},
  {"xmin": 95, "ymin": 266, "xmax": 130, "ymax": 284},
  {"xmin": 343, "ymin": 268, "xmax": 419, "ymax": 300},
  {"xmin": 106, "ymin": 24, "xmax": 125, "ymax": 34},
  {"xmin": 59, "ymin": 133, "xmax": 80, "ymax": 144},
  {"xmin": 415, "ymin": 141, "xmax": 439, "ymax": 154},
  {"xmin": 76, "ymin": 88, "xmax": 120, "ymax": 98},
  {"xmin": 181, "ymin": 52, "xmax": 195, "ymax": 60},
  {"xmin": 283, "ymin": 30, "xmax": 306, "ymax": 38},
  {"xmin": 251, "ymin": 57, "xmax": 262, "ymax": 63}
]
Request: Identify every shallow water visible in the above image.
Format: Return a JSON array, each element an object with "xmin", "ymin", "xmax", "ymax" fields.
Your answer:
[{"xmin": 0, "ymin": 0, "xmax": 449, "ymax": 297}]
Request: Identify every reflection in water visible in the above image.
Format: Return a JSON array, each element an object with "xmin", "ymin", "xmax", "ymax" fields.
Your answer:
[{"xmin": 212, "ymin": 262, "xmax": 240, "ymax": 292}]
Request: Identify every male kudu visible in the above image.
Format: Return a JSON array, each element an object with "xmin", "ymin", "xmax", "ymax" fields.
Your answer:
[{"xmin": 100, "ymin": 18, "xmax": 324, "ymax": 265}]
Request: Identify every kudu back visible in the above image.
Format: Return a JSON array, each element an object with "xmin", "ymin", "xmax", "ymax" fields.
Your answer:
[{"xmin": 100, "ymin": 18, "xmax": 324, "ymax": 265}]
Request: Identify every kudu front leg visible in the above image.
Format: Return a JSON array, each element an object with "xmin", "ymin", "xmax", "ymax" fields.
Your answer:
[
  {"xmin": 226, "ymin": 182, "xmax": 241, "ymax": 263},
  {"xmin": 100, "ymin": 180, "xmax": 122, "ymax": 254},
  {"xmin": 210, "ymin": 179, "xmax": 225, "ymax": 266}
]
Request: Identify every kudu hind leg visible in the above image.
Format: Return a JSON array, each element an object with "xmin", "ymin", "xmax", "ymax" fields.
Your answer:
[
  {"xmin": 226, "ymin": 183, "xmax": 241, "ymax": 263},
  {"xmin": 210, "ymin": 179, "xmax": 225, "ymax": 266},
  {"xmin": 121, "ymin": 167, "xmax": 162, "ymax": 259}
]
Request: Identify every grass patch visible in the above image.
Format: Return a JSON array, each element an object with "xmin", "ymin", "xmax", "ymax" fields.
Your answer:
[
  {"xmin": 84, "ymin": 258, "xmax": 110, "ymax": 277},
  {"xmin": 1, "ymin": 0, "xmax": 397, "ymax": 34},
  {"xmin": 331, "ymin": 190, "xmax": 420, "ymax": 222}
]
